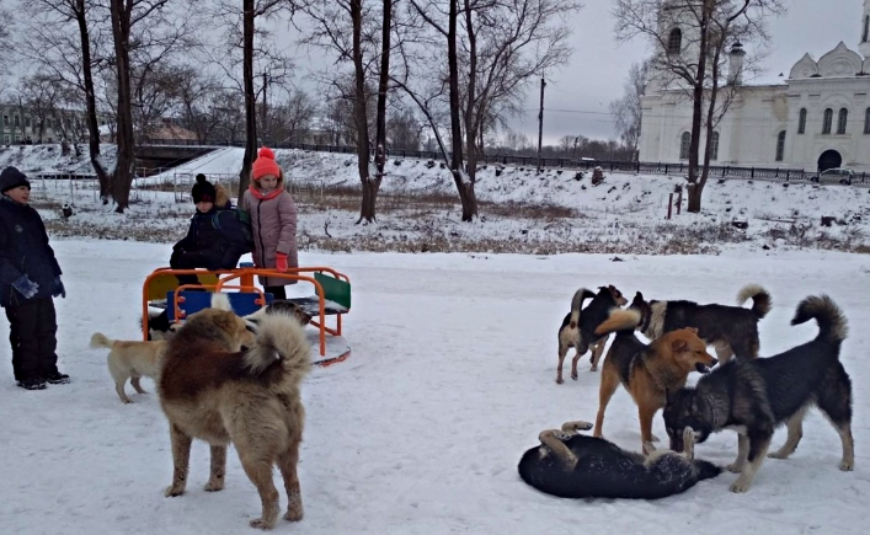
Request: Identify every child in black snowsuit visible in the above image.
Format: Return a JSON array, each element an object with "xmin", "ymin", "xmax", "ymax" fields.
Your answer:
[
  {"xmin": 0, "ymin": 167, "xmax": 69, "ymax": 390},
  {"xmin": 170, "ymin": 174, "xmax": 248, "ymax": 287},
  {"xmin": 148, "ymin": 175, "xmax": 248, "ymax": 335}
]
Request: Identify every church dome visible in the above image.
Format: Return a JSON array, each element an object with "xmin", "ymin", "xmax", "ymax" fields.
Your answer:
[
  {"xmin": 817, "ymin": 42, "xmax": 864, "ymax": 78},
  {"xmin": 788, "ymin": 53, "xmax": 818, "ymax": 79}
]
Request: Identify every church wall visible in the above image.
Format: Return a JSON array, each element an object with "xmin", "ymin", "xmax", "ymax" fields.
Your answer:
[{"xmin": 639, "ymin": 78, "xmax": 870, "ymax": 173}]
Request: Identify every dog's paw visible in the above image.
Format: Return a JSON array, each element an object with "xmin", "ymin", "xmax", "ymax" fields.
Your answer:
[
  {"xmin": 570, "ymin": 371, "xmax": 578, "ymax": 381},
  {"xmin": 555, "ymin": 377, "xmax": 564, "ymax": 385},
  {"xmin": 642, "ymin": 441, "xmax": 656, "ymax": 455},
  {"xmin": 561, "ymin": 420, "xmax": 593, "ymax": 433},
  {"xmin": 650, "ymin": 433, "xmax": 660, "ymax": 443},
  {"xmin": 589, "ymin": 365, "xmax": 598, "ymax": 372},
  {"xmin": 250, "ymin": 517, "xmax": 277, "ymax": 530},
  {"xmin": 725, "ymin": 463, "xmax": 745, "ymax": 473},
  {"xmin": 203, "ymin": 480, "xmax": 224, "ymax": 492},
  {"xmin": 729, "ymin": 479, "xmax": 752, "ymax": 493},
  {"xmin": 767, "ymin": 450, "xmax": 789, "ymax": 460},
  {"xmin": 164, "ymin": 486, "xmax": 185, "ymax": 497},
  {"xmin": 284, "ymin": 508, "xmax": 303, "ymax": 522},
  {"xmin": 840, "ymin": 459, "xmax": 855, "ymax": 472}
]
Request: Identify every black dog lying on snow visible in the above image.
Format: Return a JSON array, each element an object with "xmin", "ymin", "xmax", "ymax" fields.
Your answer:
[{"xmin": 518, "ymin": 420, "xmax": 721, "ymax": 499}]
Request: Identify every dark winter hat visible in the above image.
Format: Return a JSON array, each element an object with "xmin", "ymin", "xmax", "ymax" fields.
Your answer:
[
  {"xmin": 191, "ymin": 174, "xmax": 216, "ymax": 204},
  {"xmin": 0, "ymin": 166, "xmax": 31, "ymax": 193}
]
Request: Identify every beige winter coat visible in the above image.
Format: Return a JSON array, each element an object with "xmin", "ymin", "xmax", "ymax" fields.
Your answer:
[{"xmin": 242, "ymin": 181, "xmax": 298, "ymax": 287}]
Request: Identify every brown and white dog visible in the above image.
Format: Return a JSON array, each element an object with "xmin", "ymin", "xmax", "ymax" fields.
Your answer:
[
  {"xmin": 556, "ymin": 285, "xmax": 629, "ymax": 383},
  {"xmin": 157, "ymin": 294, "xmax": 311, "ymax": 530},
  {"xmin": 591, "ymin": 308, "xmax": 718, "ymax": 454},
  {"xmin": 630, "ymin": 284, "xmax": 771, "ymax": 363},
  {"xmin": 90, "ymin": 333, "xmax": 168, "ymax": 404}
]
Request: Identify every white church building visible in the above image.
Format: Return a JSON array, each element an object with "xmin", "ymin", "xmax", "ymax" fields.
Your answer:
[{"xmin": 639, "ymin": 0, "xmax": 870, "ymax": 173}]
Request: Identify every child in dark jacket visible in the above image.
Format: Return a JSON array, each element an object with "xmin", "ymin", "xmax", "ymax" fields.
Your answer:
[
  {"xmin": 170, "ymin": 174, "xmax": 248, "ymax": 288},
  {"xmin": 0, "ymin": 167, "xmax": 69, "ymax": 390}
]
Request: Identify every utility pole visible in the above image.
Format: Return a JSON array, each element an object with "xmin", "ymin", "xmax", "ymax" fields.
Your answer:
[{"xmin": 536, "ymin": 77, "xmax": 546, "ymax": 172}]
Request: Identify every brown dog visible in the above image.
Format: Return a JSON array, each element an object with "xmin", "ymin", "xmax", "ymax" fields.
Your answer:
[
  {"xmin": 591, "ymin": 308, "xmax": 718, "ymax": 454},
  {"xmin": 158, "ymin": 294, "xmax": 312, "ymax": 530}
]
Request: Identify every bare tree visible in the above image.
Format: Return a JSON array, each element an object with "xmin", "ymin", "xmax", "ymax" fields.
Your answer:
[
  {"xmin": 404, "ymin": 0, "xmax": 582, "ymax": 221},
  {"xmin": 22, "ymin": 0, "xmax": 113, "ymax": 200},
  {"xmin": 386, "ymin": 108, "xmax": 423, "ymax": 150},
  {"xmin": 300, "ymin": 0, "xmax": 395, "ymax": 223},
  {"xmin": 18, "ymin": 74, "xmax": 62, "ymax": 142},
  {"xmin": 609, "ymin": 60, "xmax": 648, "ymax": 160},
  {"xmin": 614, "ymin": 0, "xmax": 785, "ymax": 212},
  {"xmin": 209, "ymin": 0, "xmax": 298, "ymax": 197},
  {"xmin": 108, "ymin": 0, "xmax": 197, "ymax": 211},
  {"xmin": 262, "ymin": 87, "xmax": 317, "ymax": 143}
]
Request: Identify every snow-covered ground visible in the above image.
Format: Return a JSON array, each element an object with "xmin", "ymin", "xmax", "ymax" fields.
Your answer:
[
  {"xmin": 0, "ymin": 240, "xmax": 868, "ymax": 534},
  {"xmin": 6, "ymin": 144, "xmax": 869, "ymax": 255}
]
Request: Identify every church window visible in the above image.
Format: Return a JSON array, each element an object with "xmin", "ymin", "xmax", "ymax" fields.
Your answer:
[
  {"xmin": 823, "ymin": 108, "xmax": 833, "ymax": 134},
  {"xmin": 837, "ymin": 108, "xmax": 848, "ymax": 135},
  {"xmin": 864, "ymin": 108, "xmax": 870, "ymax": 134},
  {"xmin": 710, "ymin": 131, "xmax": 720, "ymax": 161},
  {"xmin": 775, "ymin": 131, "xmax": 786, "ymax": 162},
  {"xmin": 679, "ymin": 132, "xmax": 690, "ymax": 160},
  {"xmin": 864, "ymin": 16, "xmax": 869, "ymax": 43},
  {"xmin": 667, "ymin": 29, "xmax": 682, "ymax": 55},
  {"xmin": 798, "ymin": 108, "xmax": 807, "ymax": 134}
]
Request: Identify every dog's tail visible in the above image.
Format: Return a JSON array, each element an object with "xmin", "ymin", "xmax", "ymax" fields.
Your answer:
[
  {"xmin": 791, "ymin": 294, "xmax": 848, "ymax": 344},
  {"xmin": 594, "ymin": 308, "xmax": 641, "ymax": 336},
  {"xmin": 242, "ymin": 311, "xmax": 312, "ymax": 383},
  {"xmin": 89, "ymin": 332, "xmax": 114, "ymax": 349},
  {"xmin": 568, "ymin": 288, "xmax": 596, "ymax": 329},
  {"xmin": 736, "ymin": 284, "xmax": 772, "ymax": 319}
]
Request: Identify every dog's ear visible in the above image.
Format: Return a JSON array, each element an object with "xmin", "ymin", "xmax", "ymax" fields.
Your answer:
[
  {"xmin": 686, "ymin": 327, "xmax": 699, "ymax": 335},
  {"xmin": 671, "ymin": 338, "xmax": 688, "ymax": 353}
]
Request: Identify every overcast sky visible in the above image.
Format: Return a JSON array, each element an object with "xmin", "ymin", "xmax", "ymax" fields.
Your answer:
[{"xmin": 283, "ymin": 0, "xmax": 860, "ymax": 145}]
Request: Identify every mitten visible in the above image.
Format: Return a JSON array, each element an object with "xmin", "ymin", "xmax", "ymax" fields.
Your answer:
[
  {"xmin": 53, "ymin": 277, "xmax": 66, "ymax": 299},
  {"xmin": 275, "ymin": 252, "xmax": 289, "ymax": 272},
  {"xmin": 12, "ymin": 275, "xmax": 39, "ymax": 300}
]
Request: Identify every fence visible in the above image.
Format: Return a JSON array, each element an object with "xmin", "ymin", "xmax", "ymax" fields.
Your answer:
[{"xmin": 137, "ymin": 139, "xmax": 870, "ymax": 185}]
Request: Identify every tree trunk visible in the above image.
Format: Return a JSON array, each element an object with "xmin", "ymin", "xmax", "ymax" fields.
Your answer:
[
  {"xmin": 358, "ymin": 0, "xmax": 392, "ymax": 223},
  {"xmin": 691, "ymin": 45, "xmax": 724, "ymax": 214},
  {"xmin": 109, "ymin": 0, "xmax": 135, "ymax": 213},
  {"xmin": 350, "ymin": 0, "xmax": 372, "ymax": 223},
  {"xmin": 461, "ymin": 0, "xmax": 479, "ymax": 221},
  {"xmin": 239, "ymin": 0, "xmax": 257, "ymax": 198},
  {"xmin": 447, "ymin": 0, "xmax": 475, "ymax": 221},
  {"xmin": 75, "ymin": 0, "xmax": 111, "ymax": 203},
  {"xmin": 686, "ymin": 5, "xmax": 711, "ymax": 213}
]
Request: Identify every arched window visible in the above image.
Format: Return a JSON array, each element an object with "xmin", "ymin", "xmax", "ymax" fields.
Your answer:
[
  {"xmin": 823, "ymin": 108, "xmax": 833, "ymax": 134},
  {"xmin": 864, "ymin": 16, "xmax": 869, "ymax": 43},
  {"xmin": 775, "ymin": 131, "xmax": 786, "ymax": 162},
  {"xmin": 864, "ymin": 108, "xmax": 870, "ymax": 134},
  {"xmin": 837, "ymin": 108, "xmax": 849, "ymax": 135},
  {"xmin": 798, "ymin": 108, "xmax": 807, "ymax": 134},
  {"xmin": 710, "ymin": 131, "xmax": 720, "ymax": 161},
  {"xmin": 679, "ymin": 132, "xmax": 690, "ymax": 160},
  {"xmin": 667, "ymin": 28, "xmax": 682, "ymax": 55}
]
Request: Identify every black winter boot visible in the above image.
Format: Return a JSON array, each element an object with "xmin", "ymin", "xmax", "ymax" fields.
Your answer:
[
  {"xmin": 17, "ymin": 377, "xmax": 47, "ymax": 390},
  {"xmin": 45, "ymin": 372, "xmax": 70, "ymax": 385}
]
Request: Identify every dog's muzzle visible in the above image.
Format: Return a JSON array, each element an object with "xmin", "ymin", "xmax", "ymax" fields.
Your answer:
[{"xmin": 695, "ymin": 358, "xmax": 718, "ymax": 374}]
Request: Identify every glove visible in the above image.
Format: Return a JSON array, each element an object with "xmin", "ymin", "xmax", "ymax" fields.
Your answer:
[
  {"xmin": 275, "ymin": 252, "xmax": 289, "ymax": 272},
  {"xmin": 52, "ymin": 277, "xmax": 66, "ymax": 299},
  {"xmin": 12, "ymin": 275, "xmax": 39, "ymax": 300}
]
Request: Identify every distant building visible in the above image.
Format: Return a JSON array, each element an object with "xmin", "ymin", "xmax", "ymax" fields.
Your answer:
[
  {"xmin": 0, "ymin": 104, "xmax": 108, "ymax": 145},
  {"xmin": 640, "ymin": 0, "xmax": 870, "ymax": 173}
]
